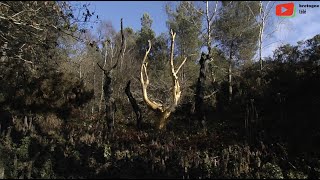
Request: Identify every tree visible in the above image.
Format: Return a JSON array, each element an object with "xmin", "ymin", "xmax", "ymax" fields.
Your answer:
[
  {"xmin": 214, "ymin": 1, "xmax": 260, "ymax": 102},
  {"xmin": 244, "ymin": 1, "xmax": 276, "ymax": 71},
  {"xmin": 193, "ymin": 1, "xmax": 219, "ymax": 129},
  {"xmin": 96, "ymin": 21, "xmax": 116, "ymax": 113},
  {"xmin": 140, "ymin": 30, "xmax": 187, "ymax": 130},
  {"xmin": 136, "ymin": 13, "xmax": 156, "ymax": 60},
  {"xmin": 166, "ymin": 1, "xmax": 202, "ymax": 58},
  {"xmin": 0, "ymin": 2, "xmax": 96, "ymax": 178},
  {"xmin": 166, "ymin": 1, "xmax": 203, "ymax": 83},
  {"xmin": 0, "ymin": 1, "xmax": 96, "ymax": 115},
  {"xmin": 97, "ymin": 18, "xmax": 125, "ymax": 136}
]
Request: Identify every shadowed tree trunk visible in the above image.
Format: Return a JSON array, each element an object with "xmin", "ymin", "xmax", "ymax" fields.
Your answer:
[
  {"xmin": 193, "ymin": 1, "xmax": 218, "ymax": 130},
  {"xmin": 104, "ymin": 71, "xmax": 116, "ymax": 133},
  {"xmin": 125, "ymin": 80, "xmax": 142, "ymax": 129},
  {"xmin": 228, "ymin": 42, "xmax": 234, "ymax": 102},
  {"xmin": 97, "ymin": 64, "xmax": 117, "ymax": 136},
  {"xmin": 195, "ymin": 52, "xmax": 209, "ymax": 128}
]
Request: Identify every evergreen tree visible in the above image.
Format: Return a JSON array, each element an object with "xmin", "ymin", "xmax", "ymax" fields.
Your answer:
[{"xmin": 214, "ymin": 1, "xmax": 260, "ymax": 101}]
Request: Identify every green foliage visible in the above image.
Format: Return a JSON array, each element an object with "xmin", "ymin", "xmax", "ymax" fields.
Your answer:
[
  {"xmin": 166, "ymin": 1, "xmax": 203, "ymax": 58},
  {"xmin": 136, "ymin": 13, "xmax": 156, "ymax": 59},
  {"xmin": 214, "ymin": 1, "xmax": 260, "ymax": 62}
]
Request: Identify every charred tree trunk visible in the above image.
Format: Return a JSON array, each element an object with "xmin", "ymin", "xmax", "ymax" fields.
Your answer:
[
  {"xmin": 125, "ymin": 80, "xmax": 142, "ymax": 129},
  {"xmin": 195, "ymin": 52, "xmax": 209, "ymax": 128},
  {"xmin": 228, "ymin": 42, "xmax": 234, "ymax": 103},
  {"xmin": 97, "ymin": 62, "xmax": 118, "ymax": 139},
  {"xmin": 192, "ymin": 1, "xmax": 218, "ymax": 131},
  {"xmin": 103, "ymin": 69, "xmax": 116, "ymax": 135}
]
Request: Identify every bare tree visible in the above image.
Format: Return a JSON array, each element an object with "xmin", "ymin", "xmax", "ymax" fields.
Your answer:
[
  {"xmin": 98, "ymin": 39, "xmax": 116, "ymax": 113},
  {"xmin": 97, "ymin": 18, "xmax": 125, "ymax": 136},
  {"xmin": 97, "ymin": 62, "xmax": 117, "ymax": 136},
  {"xmin": 140, "ymin": 30, "xmax": 187, "ymax": 130}
]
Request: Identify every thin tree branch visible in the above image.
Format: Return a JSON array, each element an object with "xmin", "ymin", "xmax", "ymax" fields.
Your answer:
[{"xmin": 175, "ymin": 57, "xmax": 187, "ymax": 74}]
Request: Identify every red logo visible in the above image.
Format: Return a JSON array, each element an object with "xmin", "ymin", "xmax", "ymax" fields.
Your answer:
[{"xmin": 276, "ymin": 3, "xmax": 295, "ymax": 17}]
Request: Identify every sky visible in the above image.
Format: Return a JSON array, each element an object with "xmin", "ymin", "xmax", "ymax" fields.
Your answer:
[
  {"xmin": 80, "ymin": 1, "xmax": 320, "ymax": 59},
  {"xmin": 84, "ymin": 1, "xmax": 168, "ymax": 36}
]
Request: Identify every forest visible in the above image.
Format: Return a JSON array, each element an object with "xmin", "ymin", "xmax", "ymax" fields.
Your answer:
[{"xmin": 0, "ymin": 1, "xmax": 320, "ymax": 179}]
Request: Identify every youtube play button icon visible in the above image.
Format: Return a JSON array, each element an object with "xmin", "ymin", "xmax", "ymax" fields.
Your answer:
[{"xmin": 276, "ymin": 3, "xmax": 295, "ymax": 17}]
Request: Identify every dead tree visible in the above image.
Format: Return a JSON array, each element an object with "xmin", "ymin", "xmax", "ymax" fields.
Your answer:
[
  {"xmin": 97, "ymin": 18, "xmax": 125, "ymax": 136},
  {"xmin": 193, "ymin": 1, "xmax": 218, "ymax": 129},
  {"xmin": 125, "ymin": 80, "xmax": 142, "ymax": 129},
  {"xmin": 140, "ymin": 29, "xmax": 187, "ymax": 130},
  {"xmin": 97, "ymin": 62, "xmax": 117, "ymax": 135},
  {"xmin": 195, "ymin": 52, "xmax": 210, "ymax": 128}
]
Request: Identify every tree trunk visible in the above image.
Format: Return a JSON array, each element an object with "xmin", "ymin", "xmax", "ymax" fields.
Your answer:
[
  {"xmin": 228, "ymin": 46, "xmax": 233, "ymax": 102},
  {"xmin": 157, "ymin": 109, "xmax": 172, "ymax": 130},
  {"xmin": 228, "ymin": 62, "xmax": 232, "ymax": 102},
  {"xmin": 258, "ymin": 1, "xmax": 267, "ymax": 72},
  {"xmin": 98, "ymin": 75, "xmax": 104, "ymax": 113},
  {"xmin": 79, "ymin": 63, "xmax": 82, "ymax": 79},
  {"xmin": 259, "ymin": 23, "xmax": 263, "ymax": 72},
  {"xmin": 195, "ymin": 53, "xmax": 208, "ymax": 128},
  {"xmin": 103, "ymin": 71, "xmax": 116, "ymax": 135},
  {"xmin": 125, "ymin": 80, "xmax": 142, "ymax": 129},
  {"xmin": 98, "ymin": 46, "xmax": 108, "ymax": 113},
  {"xmin": 92, "ymin": 60, "xmax": 96, "ymax": 114}
]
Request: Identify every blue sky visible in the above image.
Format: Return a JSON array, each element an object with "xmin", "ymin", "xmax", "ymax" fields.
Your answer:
[
  {"xmin": 86, "ymin": 1, "xmax": 168, "ymax": 36},
  {"xmin": 264, "ymin": 1, "xmax": 320, "ymax": 57},
  {"xmin": 81, "ymin": 1, "xmax": 320, "ymax": 59}
]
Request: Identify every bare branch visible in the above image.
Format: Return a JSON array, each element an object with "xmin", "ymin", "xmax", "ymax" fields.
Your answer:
[
  {"xmin": 169, "ymin": 29, "xmax": 176, "ymax": 74},
  {"xmin": 142, "ymin": 40, "xmax": 152, "ymax": 65},
  {"xmin": 175, "ymin": 57, "xmax": 187, "ymax": 74},
  {"xmin": 139, "ymin": 29, "xmax": 187, "ymax": 130},
  {"xmin": 245, "ymin": 2, "xmax": 256, "ymax": 19},
  {"xmin": 117, "ymin": 18, "xmax": 125, "ymax": 70},
  {"xmin": 204, "ymin": 90, "xmax": 218, "ymax": 99},
  {"xmin": 209, "ymin": 1, "xmax": 219, "ymax": 22},
  {"xmin": 97, "ymin": 62, "xmax": 106, "ymax": 72},
  {"xmin": 140, "ymin": 40, "xmax": 162, "ymax": 111}
]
